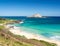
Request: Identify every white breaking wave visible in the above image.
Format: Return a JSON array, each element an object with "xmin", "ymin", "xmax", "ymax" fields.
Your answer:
[{"xmin": 50, "ymin": 35, "xmax": 60, "ymax": 41}]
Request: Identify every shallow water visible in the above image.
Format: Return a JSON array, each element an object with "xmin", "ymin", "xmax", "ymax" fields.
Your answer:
[{"xmin": 0, "ymin": 16, "xmax": 60, "ymax": 40}]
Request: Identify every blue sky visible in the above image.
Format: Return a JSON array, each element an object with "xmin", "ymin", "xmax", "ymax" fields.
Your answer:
[{"xmin": 0, "ymin": 0, "xmax": 60, "ymax": 16}]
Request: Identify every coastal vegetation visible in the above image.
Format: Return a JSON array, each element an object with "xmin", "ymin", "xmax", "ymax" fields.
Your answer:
[{"xmin": 0, "ymin": 18, "xmax": 57, "ymax": 46}]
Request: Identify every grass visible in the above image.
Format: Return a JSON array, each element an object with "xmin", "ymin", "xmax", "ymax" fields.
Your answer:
[
  {"xmin": 0, "ymin": 18, "xmax": 14, "ymax": 24},
  {"xmin": 40, "ymin": 40, "xmax": 57, "ymax": 46},
  {"xmin": 31, "ymin": 39, "xmax": 57, "ymax": 46},
  {"xmin": 0, "ymin": 26, "xmax": 4, "ymax": 29},
  {"xmin": 0, "ymin": 34, "xmax": 33, "ymax": 46},
  {"xmin": 0, "ymin": 26, "xmax": 33, "ymax": 46}
]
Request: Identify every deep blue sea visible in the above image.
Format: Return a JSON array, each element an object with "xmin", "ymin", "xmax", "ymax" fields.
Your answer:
[{"xmin": 0, "ymin": 16, "xmax": 60, "ymax": 40}]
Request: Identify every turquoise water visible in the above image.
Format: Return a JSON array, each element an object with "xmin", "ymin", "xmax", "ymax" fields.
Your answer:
[
  {"xmin": 0, "ymin": 16, "xmax": 60, "ymax": 40},
  {"xmin": 14, "ymin": 24, "xmax": 60, "ymax": 34},
  {"xmin": 13, "ymin": 23, "xmax": 60, "ymax": 40}
]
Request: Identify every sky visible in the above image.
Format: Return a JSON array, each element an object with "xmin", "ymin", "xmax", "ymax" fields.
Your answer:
[{"xmin": 0, "ymin": 0, "xmax": 60, "ymax": 16}]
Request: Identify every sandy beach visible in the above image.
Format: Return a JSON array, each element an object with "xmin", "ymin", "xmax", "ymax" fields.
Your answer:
[{"xmin": 5, "ymin": 24, "xmax": 60, "ymax": 46}]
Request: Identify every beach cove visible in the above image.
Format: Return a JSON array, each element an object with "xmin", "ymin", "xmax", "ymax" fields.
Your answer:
[
  {"xmin": 4, "ymin": 24, "xmax": 60, "ymax": 46},
  {"xmin": 0, "ymin": 16, "xmax": 60, "ymax": 46}
]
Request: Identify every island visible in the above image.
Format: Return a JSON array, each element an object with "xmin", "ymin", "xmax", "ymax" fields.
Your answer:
[{"xmin": 27, "ymin": 13, "xmax": 43, "ymax": 18}]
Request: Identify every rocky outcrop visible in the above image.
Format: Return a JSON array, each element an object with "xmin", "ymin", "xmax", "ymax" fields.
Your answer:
[
  {"xmin": 28, "ymin": 13, "xmax": 43, "ymax": 18},
  {"xmin": 32, "ymin": 14, "xmax": 42, "ymax": 18}
]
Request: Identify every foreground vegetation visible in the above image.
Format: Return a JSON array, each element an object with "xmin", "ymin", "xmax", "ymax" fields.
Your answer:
[
  {"xmin": 0, "ymin": 26, "xmax": 34, "ymax": 46},
  {"xmin": 0, "ymin": 18, "xmax": 57, "ymax": 46}
]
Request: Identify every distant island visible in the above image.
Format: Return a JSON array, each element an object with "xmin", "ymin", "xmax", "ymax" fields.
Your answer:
[{"xmin": 27, "ymin": 13, "xmax": 43, "ymax": 18}]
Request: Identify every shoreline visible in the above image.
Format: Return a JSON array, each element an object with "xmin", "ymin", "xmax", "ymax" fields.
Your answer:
[{"xmin": 5, "ymin": 24, "xmax": 60, "ymax": 46}]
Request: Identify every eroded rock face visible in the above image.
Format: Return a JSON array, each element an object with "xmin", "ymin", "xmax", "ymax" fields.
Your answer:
[
  {"xmin": 32, "ymin": 14, "xmax": 42, "ymax": 18},
  {"xmin": 28, "ymin": 13, "xmax": 42, "ymax": 18}
]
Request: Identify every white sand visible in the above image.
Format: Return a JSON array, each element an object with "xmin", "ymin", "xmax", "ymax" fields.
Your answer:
[{"xmin": 5, "ymin": 25, "xmax": 60, "ymax": 46}]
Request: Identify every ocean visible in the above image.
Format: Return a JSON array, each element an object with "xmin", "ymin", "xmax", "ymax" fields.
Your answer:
[{"xmin": 0, "ymin": 16, "xmax": 60, "ymax": 40}]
